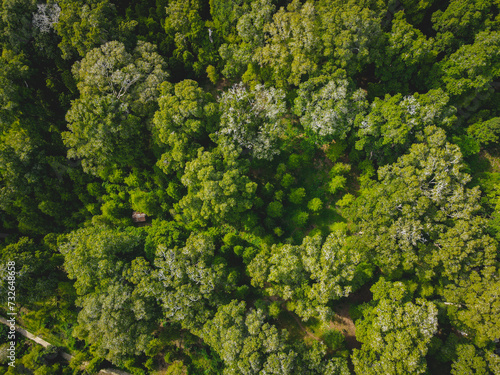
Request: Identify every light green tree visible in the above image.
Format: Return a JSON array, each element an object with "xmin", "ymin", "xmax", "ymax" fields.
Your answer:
[
  {"xmin": 216, "ymin": 82, "xmax": 286, "ymax": 160},
  {"xmin": 258, "ymin": 0, "xmax": 321, "ymax": 87},
  {"xmin": 444, "ymin": 266, "xmax": 500, "ymax": 347},
  {"xmin": 153, "ymin": 80, "xmax": 217, "ymax": 174},
  {"xmin": 294, "ymin": 72, "xmax": 368, "ymax": 142},
  {"xmin": 177, "ymin": 148, "xmax": 257, "ymax": 226},
  {"xmin": 350, "ymin": 126, "xmax": 496, "ymax": 282},
  {"xmin": 352, "ymin": 279, "xmax": 438, "ymax": 375}
]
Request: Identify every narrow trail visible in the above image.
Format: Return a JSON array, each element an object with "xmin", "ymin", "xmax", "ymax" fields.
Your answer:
[
  {"xmin": 0, "ymin": 316, "xmax": 131, "ymax": 375},
  {"xmin": 287, "ymin": 311, "xmax": 322, "ymax": 341}
]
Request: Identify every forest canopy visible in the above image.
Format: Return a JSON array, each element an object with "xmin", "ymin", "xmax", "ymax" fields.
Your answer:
[{"xmin": 0, "ymin": 0, "xmax": 499, "ymax": 374}]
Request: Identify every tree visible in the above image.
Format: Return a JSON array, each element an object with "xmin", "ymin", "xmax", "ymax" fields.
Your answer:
[
  {"xmin": 201, "ymin": 300, "xmax": 297, "ymax": 374},
  {"xmin": 434, "ymin": 30, "xmax": 500, "ymax": 107},
  {"xmin": 0, "ymin": 237, "xmax": 61, "ymax": 306},
  {"xmin": 352, "ymin": 279, "xmax": 438, "ymax": 375},
  {"xmin": 443, "ymin": 266, "xmax": 500, "ymax": 347},
  {"xmin": 318, "ymin": 0, "xmax": 384, "ymax": 75},
  {"xmin": 177, "ymin": 147, "xmax": 257, "ymax": 226},
  {"xmin": 258, "ymin": 0, "xmax": 321, "ymax": 87},
  {"xmin": 62, "ymin": 40, "xmax": 168, "ymax": 177},
  {"xmin": 375, "ymin": 11, "xmax": 437, "ymax": 94},
  {"xmin": 209, "ymin": 0, "xmax": 251, "ymax": 42},
  {"xmin": 0, "ymin": 0, "xmax": 36, "ymax": 52},
  {"xmin": 216, "ymin": 82, "xmax": 286, "ymax": 160},
  {"xmin": 349, "ymin": 126, "xmax": 497, "ymax": 282},
  {"xmin": 32, "ymin": 3, "xmax": 61, "ymax": 33},
  {"xmin": 432, "ymin": 0, "xmax": 500, "ymax": 51},
  {"xmin": 71, "ymin": 40, "xmax": 168, "ymax": 115},
  {"xmin": 355, "ymin": 89, "xmax": 456, "ymax": 163},
  {"xmin": 59, "ymin": 226, "xmax": 159, "ymax": 364},
  {"xmin": 218, "ymin": 0, "xmax": 275, "ymax": 79},
  {"xmin": 249, "ymin": 227, "xmax": 365, "ymax": 321},
  {"xmin": 451, "ymin": 344, "xmax": 500, "ymax": 375},
  {"xmin": 294, "ymin": 72, "xmax": 368, "ymax": 142},
  {"xmin": 164, "ymin": 0, "xmax": 218, "ymax": 75},
  {"xmin": 152, "ymin": 80, "xmax": 217, "ymax": 174},
  {"xmin": 149, "ymin": 232, "xmax": 235, "ymax": 330},
  {"xmin": 63, "ymin": 95, "xmax": 142, "ymax": 177},
  {"xmin": 54, "ymin": 0, "xmax": 136, "ymax": 60}
]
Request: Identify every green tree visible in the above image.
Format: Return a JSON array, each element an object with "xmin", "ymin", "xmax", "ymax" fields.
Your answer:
[
  {"xmin": 375, "ymin": 11, "xmax": 437, "ymax": 94},
  {"xmin": 153, "ymin": 80, "xmax": 217, "ymax": 174},
  {"xmin": 54, "ymin": 0, "xmax": 136, "ymax": 60},
  {"xmin": 294, "ymin": 72, "xmax": 367, "ymax": 142},
  {"xmin": 0, "ymin": 0, "xmax": 36, "ymax": 52},
  {"xmin": 150, "ymin": 232, "xmax": 235, "ymax": 330},
  {"xmin": 218, "ymin": 0, "xmax": 274, "ymax": 79},
  {"xmin": 451, "ymin": 344, "xmax": 500, "ymax": 375},
  {"xmin": 258, "ymin": 0, "xmax": 321, "ymax": 87},
  {"xmin": 432, "ymin": 0, "xmax": 500, "ymax": 51},
  {"xmin": 444, "ymin": 266, "xmax": 500, "ymax": 347},
  {"xmin": 249, "ymin": 228, "xmax": 365, "ymax": 321},
  {"xmin": 352, "ymin": 279, "xmax": 438, "ymax": 375},
  {"xmin": 355, "ymin": 89, "xmax": 456, "ymax": 163},
  {"xmin": 62, "ymin": 40, "xmax": 168, "ymax": 178},
  {"xmin": 177, "ymin": 147, "xmax": 257, "ymax": 226},
  {"xmin": 201, "ymin": 300, "xmax": 296, "ymax": 374},
  {"xmin": 350, "ymin": 126, "xmax": 496, "ymax": 282},
  {"xmin": 59, "ymin": 226, "xmax": 159, "ymax": 364},
  {"xmin": 216, "ymin": 82, "xmax": 286, "ymax": 160},
  {"xmin": 318, "ymin": 0, "xmax": 384, "ymax": 75},
  {"xmin": 0, "ymin": 237, "xmax": 61, "ymax": 306},
  {"xmin": 434, "ymin": 30, "xmax": 500, "ymax": 107},
  {"xmin": 164, "ymin": 0, "xmax": 217, "ymax": 75}
]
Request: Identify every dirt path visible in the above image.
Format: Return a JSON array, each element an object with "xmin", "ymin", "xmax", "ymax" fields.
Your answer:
[
  {"xmin": 0, "ymin": 316, "xmax": 130, "ymax": 375},
  {"xmin": 329, "ymin": 304, "xmax": 360, "ymax": 349},
  {"xmin": 287, "ymin": 311, "xmax": 322, "ymax": 341}
]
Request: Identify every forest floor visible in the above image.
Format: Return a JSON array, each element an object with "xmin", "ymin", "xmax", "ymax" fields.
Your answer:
[{"xmin": 276, "ymin": 282, "xmax": 372, "ymax": 351}]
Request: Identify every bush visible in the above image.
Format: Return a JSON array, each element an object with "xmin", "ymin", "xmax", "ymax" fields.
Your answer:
[
  {"xmin": 289, "ymin": 188, "xmax": 306, "ymax": 204},
  {"xmin": 267, "ymin": 201, "xmax": 283, "ymax": 218},
  {"xmin": 307, "ymin": 198, "xmax": 323, "ymax": 212},
  {"xmin": 329, "ymin": 176, "xmax": 347, "ymax": 194},
  {"xmin": 269, "ymin": 302, "xmax": 281, "ymax": 318},
  {"xmin": 206, "ymin": 65, "xmax": 219, "ymax": 84},
  {"xmin": 281, "ymin": 173, "xmax": 294, "ymax": 189},
  {"xmin": 321, "ymin": 330, "xmax": 345, "ymax": 351},
  {"xmin": 292, "ymin": 211, "xmax": 309, "ymax": 227}
]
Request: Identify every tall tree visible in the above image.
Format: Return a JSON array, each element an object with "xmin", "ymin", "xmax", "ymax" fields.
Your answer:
[
  {"xmin": 249, "ymin": 227, "xmax": 366, "ymax": 321},
  {"xmin": 216, "ymin": 82, "xmax": 286, "ymax": 160},
  {"xmin": 294, "ymin": 71, "xmax": 368, "ymax": 143},
  {"xmin": 59, "ymin": 226, "xmax": 159, "ymax": 364},
  {"xmin": 152, "ymin": 79, "xmax": 217, "ymax": 174},
  {"xmin": 62, "ymin": 40, "xmax": 168, "ymax": 178},
  {"xmin": 352, "ymin": 279, "xmax": 438, "ymax": 375},
  {"xmin": 350, "ymin": 126, "xmax": 497, "ymax": 282}
]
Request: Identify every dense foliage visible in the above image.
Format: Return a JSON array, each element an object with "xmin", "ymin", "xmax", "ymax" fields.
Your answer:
[{"xmin": 0, "ymin": 0, "xmax": 499, "ymax": 374}]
